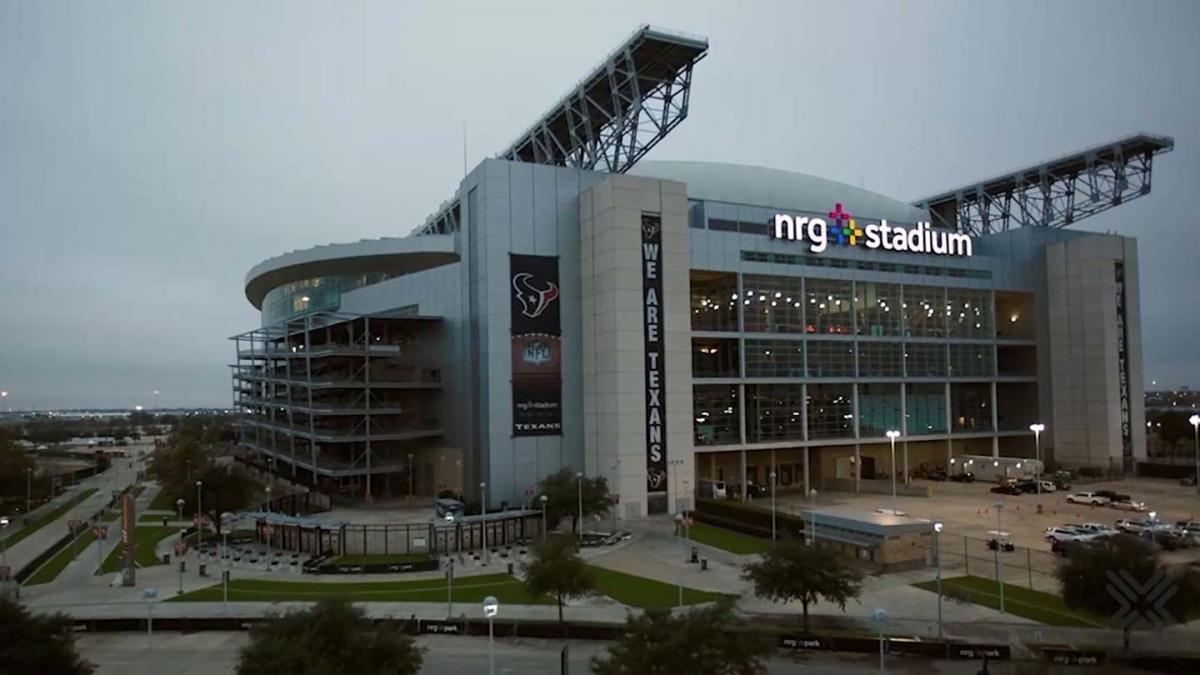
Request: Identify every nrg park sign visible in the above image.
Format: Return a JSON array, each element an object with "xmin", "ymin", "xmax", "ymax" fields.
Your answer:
[{"xmin": 773, "ymin": 203, "xmax": 973, "ymax": 257}]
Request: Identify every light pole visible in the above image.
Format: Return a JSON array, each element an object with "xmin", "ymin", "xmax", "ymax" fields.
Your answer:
[
  {"xmin": 483, "ymin": 595, "xmax": 499, "ymax": 675},
  {"xmin": 575, "ymin": 471, "xmax": 584, "ymax": 541},
  {"xmin": 673, "ymin": 513, "xmax": 685, "ymax": 608},
  {"xmin": 456, "ymin": 459, "xmax": 462, "ymax": 494},
  {"xmin": 195, "ymin": 480, "xmax": 203, "ymax": 552},
  {"xmin": 1029, "ymin": 423, "xmax": 1045, "ymax": 495},
  {"xmin": 872, "ymin": 608, "xmax": 888, "ymax": 673},
  {"xmin": 176, "ymin": 498, "xmax": 184, "ymax": 526},
  {"xmin": 143, "ymin": 588, "xmax": 158, "ymax": 646},
  {"xmin": 769, "ymin": 471, "xmax": 777, "ymax": 544},
  {"xmin": 480, "ymin": 482, "xmax": 488, "ymax": 565},
  {"xmin": 539, "ymin": 495, "xmax": 548, "ymax": 543},
  {"xmin": 177, "ymin": 527, "xmax": 185, "ymax": 594},
  {"xmin": 886, "ymin": 430, "xmax": 901, "ymax": 515},
  {"xmin": 443, "ymin": 516, "xmax": 455, "ymax": 619},
  {"xmin": 26, "ymin": 467, "xmax": 32, "ymax": 516},
  {"xmin": 809, "ymin": 489, "xmax": 818, "ymax": 546},
  {"xmin": 933, "ymin": 521, "xmax": 944, "ymax": 640},
  {"xmin": 265, "ymin": 485, "xmax": 272, "ymax": 560},
  {"xmin": 1190, "ymin": 414, "xmax": 1200, "ymax": 491},
  {"xmin": 994, "ymin": 501, "xmax": 1005, "ymax": 614},
  {"xmin": 1, "ymin": 516, "xmax": 9, "ymax": 578}
]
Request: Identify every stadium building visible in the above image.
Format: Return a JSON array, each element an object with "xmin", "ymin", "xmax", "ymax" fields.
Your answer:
[{"xmin": 231, "ymin": 25, "xmax": 1173, "ymax": 515}]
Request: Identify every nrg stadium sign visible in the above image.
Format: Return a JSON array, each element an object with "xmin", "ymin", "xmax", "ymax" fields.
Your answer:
[{"xmin": 773, "ymin": 203, "xmax": 973, "ymax": 257}]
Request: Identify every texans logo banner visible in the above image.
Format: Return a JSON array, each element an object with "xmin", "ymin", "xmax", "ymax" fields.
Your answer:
[{"xmin": 510, "ymin": 254, "xmax": 563, "ymax": 436}]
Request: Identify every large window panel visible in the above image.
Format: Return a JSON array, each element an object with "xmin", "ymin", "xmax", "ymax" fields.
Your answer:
[
  {"xmin": 904, "ymin": 343, "xmax": 946, "ymax": 378},
  {"xmin": 855, "ymin": 282, "xmax": 902, "ymax": 336},
  {"xmin": 807, "ymin": 340, "xmax": 856, "ymax": 378},
  {"xmin": 902, "ymin": 285, "xmax": 946, "ymax": 337},
  {"xmin": 859, "ymin": 383, "xmax": 902, "ymax": 437},
  {"xmin": 691, "ymin": 271, "xmax": 739, "ymax": 332},
  {"xmin": 947, "ymin": 288, "xmax": 993, "ymax": 339},
  {"xmin": 742, "ymin": 274, "xmax": 804, "ymax": 333},
  {"xmin": 745, "ymin": 384, "xmax": 805, "ymax": 442},
  {"xmin": 949, "ymin": 343, "xmax": 994, "ymax": 377},
  {"xmin": 692, "ymin": 338, "xmax": 740, "ymax": 378},
  {"xmin": 744, "ymin": 339, "xmax": 804, "ymax": 378},
  {"xmin": 807, "ymin": 383, "xmax": 854, "ymax": 439},
  {"xmin": 857, "ymin": 342, "xmax": 903, "ymax": 377},
  {"xmin": 952, "ymin": 383, "xmax": 993, "ymax": 433},
  {"xmin": 694, "ymin": 385, "xmax": 740, "ymax": 446},
  {"xmin": 905, "ymin": 383, "xmax": 947, "ymax": 435},
  {"xmin": 805, "ymin": 278, "xmax": 854, "ymax": 335}
]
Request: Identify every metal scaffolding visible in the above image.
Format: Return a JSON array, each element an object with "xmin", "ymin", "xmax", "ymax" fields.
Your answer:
[{"xmin": 915, "ymin": 133, "xmax": 1174, "ymax": 236}]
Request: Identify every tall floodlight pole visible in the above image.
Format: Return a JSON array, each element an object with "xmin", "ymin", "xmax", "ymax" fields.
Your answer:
[
  {"xmin": 1190, "ymin": 415, "xmax": 1200, "ymax": 491},
  {"xmin": 575, "ymin": 472, "xmax": 584, "ymax": 542},
  {"xmin": 769, "ymin": 471, "xmax": 777, "ymax": 544},
  {"xmin": 933, "ymin": 521, "xmax": 944, "ymax": 640},
  {"xmin": 539, "ymin": 495, "xmax": 549, "ymax": 543},
  {"xmin": 195, "ymin": 480, "xmax": 203, "ymax": 551},
  {"xmin": 480, "ymin": 482, "xmax": 488, "ymax": 565},
  {"xmin": 1029, "ymin": 423, "xmax": 1045, "ymax": 495},
  {"xmin": 265, "ymin": 485, "xmax": 272, "ymax": 560},
  {"xmin": 994, "ymin": 502, "xmax": 1005, "ymax": 614},
  {"xmin": 886, "ymin": 430, "xmax": 901, "ymax": 515},
  {"xmin": 673, "ymin": 513, "xmax": 685, "ymax": 607},
  {"xmin": 809, "ymin": 489, "xmax": 819, "ymax": 545}
]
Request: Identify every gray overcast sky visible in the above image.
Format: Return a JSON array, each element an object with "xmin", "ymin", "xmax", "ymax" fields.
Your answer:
[{"xmin": 1, "ymin": 0, "xmax": 1198, "ymax": 410}]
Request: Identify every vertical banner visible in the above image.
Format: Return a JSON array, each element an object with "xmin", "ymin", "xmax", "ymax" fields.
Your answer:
[
  {"xmin": 510, "ymin": 254, "xmax": 563, "ymax": 436},
  {"xmin": 1114, "ymin": 262, "xmax": 1132, "ymax": 469},
  {"xmin": 120, "ymin": 492, "xmax": 136, "ymax": 586},
  {"xmin": 641, "ymin": 214, "xmax": 668, "ymax": 504}
]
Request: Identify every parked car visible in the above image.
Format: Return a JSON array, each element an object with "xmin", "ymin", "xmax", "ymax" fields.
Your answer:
[
  {"xmin": 1066, "ymin": 492, "xmax": 1110, "ymax": 505},
  {"xmin": 1095, "ymin": 490, "xmax": 1131, "ymax": 503},
  {"xmin": 1151, "ymin": 530, "xmax": 1188, "ymax": 551},
  {"xmin": 1115, "ymin": 518, "xmax": 1165, "ymax": 535},
  {"xmin": 1181, "ymin": 476, "xmax": 1198, "ymax": 487},
  {"xmin": 1045, "ymin": 526, "xmax": 1098, "ymax": 544},
  {"xmin": 990, "ymin": 484, "xmax": 1022, "ymax": 496},
  {"xmin": 1053, "ymin": 470, "xmax": 1073, "ymax": 490},
  {"xmin": 1109, "ymin": 499, "xmax": 1147, "ymax": 512},
  {"xmin": 1038, "ymin": 480, "xmax": 1058, "ymax": 493},
  {"xmin": 949, "ymin": 471, "xmax": 975, "ymax": 483},
  {"xmin": 1074, "ymin": 522, "xmax": 1117, "ymax": 537},
  {"xmin": 987, "ymin": 538, "xmax": 1016, "ymax": 552},
  {"xmin": 1014, "ymin": 479, "xmax": 1039, "ymax": 494},
  {"xmin": 698, "ymin": 479, "xmax": 727, "ymax": 499}
]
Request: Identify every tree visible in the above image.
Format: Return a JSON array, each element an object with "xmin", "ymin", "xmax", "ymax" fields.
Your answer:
[
  {"xmin": 237, "ymin": 600, "xmax": 423, "ymax": 675},
  {"xmin": 523, "ymin": 535, "xmax": 595, "ymax": 623},
  {"xmin": 1155, "ymin": 411, "xmax": 1192, "ymax": 451},
  {"xmin": 591, "ymin": 600, "xmax": 771, "ymax": 675},
  {"xmin": 537, "ymin": 468, "xmax": 610, "ymax": 533},
  {"xmin": 0, "ymin": 596, "xmax": 94, "ymax": 674},
  {"xmin": 1056, "ymin": 534, "xmax": 1200, "ymax": 624},
  {"xmin": 741, "ymin": 540, "xmax": 863, "ymax": 632},
  {"xmin": 193, "ymin": 463, "xmax": 259, "ymax": 535}
]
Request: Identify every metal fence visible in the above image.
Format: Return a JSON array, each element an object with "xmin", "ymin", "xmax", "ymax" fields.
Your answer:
[
  {"xmin": 937, "ymin": 532, "xmax": 1061, "ymax": 593},
  {"xmin": 263, "ymin": 511, "xmax": 544, "ymax": 558}
]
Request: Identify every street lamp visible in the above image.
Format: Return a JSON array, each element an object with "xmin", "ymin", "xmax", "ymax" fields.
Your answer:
[
  {"xmin": 539, "ymin": 494, "xmax": 549, "ymax": 543},
  {"xmin": 480, "ymin": 482, "xmax": 488, "ymax": 565},
  {"xmin": 483, "ymin": 595, "xmax": 499, "ymax": 675},
  {"xmin": 768, "ymin": 471, "xmax": 777, "ymax": 544},
  {"xmin": 265, "ymin": 485, "xmax": 273, "ymax": 559},
  {"xmin": 1, "ymin": 516, "xmax": 10, "ymax": 578},
  {"xmin": 994, "ymin": 501, "xmax": 1005, "ymax": 614},
  {"xmin": 575, "ymin": 471, "xmax": 584, "ymax": 542},
  {"xmin": 195, "ymin": 480, "xmax": 203, "ymax": 551},
  {"xmin": 673, "ymin": 513, "xmax": 686, "ymax": 608},
  {"xmin": 177, "ymin": 526, "xmax": 186, "ymax": 594},
  {"xmin": 885, "ymin": 430, "xmax": 901, "ymax": 515},
  {"xmin": 176, "ymin": 498, "xmax": 185, "ymax": 525},
  {"xmin": 1190, "ymin": 414, "xmax": 1200, "ymax": 491},
  {"xmin": 1029, "ymin": 423, "xmax": 1045, "ymax": 495},
  {"xmin": 142, "ymin": 588, "xmax": 158, "ymax": 645},
  {"xmin": 872, "ymin": 608, "xmax": 888, "ymax": 673},
  {"xmin": 933, "ymin": 521, "xmax": 944, "ymax": 640},
  {"xmin": 809, "ymin": 489, "xmax": 818, "ymax": 545}
]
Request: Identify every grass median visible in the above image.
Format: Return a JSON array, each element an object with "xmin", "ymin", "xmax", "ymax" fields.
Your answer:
[
  {"xmin": 169, "ymin": 573, "xmax": 551, "ymax": 604},
  {"xmin": 99, "ymin": 525, "xmax": 178, "ymax": 574},
  {"xmin": 681, "ymin": 522, "xmax": 772, "ymax": 555},
  {"xmin": 913, "ymin": 575, "xmax": 1106, "ymax": 627},
  {"xmin": 24, "ymin": 530, "xmax": 98, "ymax": 585},
  {"xmin": 587, "ymin": 565, "xmax": 730, "ymax": 609},
  {"xmin": 2, "ymin": 488, "xmax": 98, "ymax": 549},
  {"xmin": 328, "ymin": 553, "xmax": 433, "ymax": 566}
]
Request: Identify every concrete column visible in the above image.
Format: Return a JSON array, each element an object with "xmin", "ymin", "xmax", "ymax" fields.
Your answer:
[{"xmin": 903, "ymin": 440, "xmax": 910, "ymax": 486}]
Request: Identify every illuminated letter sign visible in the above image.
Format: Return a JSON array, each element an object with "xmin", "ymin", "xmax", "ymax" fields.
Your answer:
[
  {"xmin": 641, "ymin": 214, "xmax": 668, "ymax": 502},
  {"xmin": 772, "ymin": 203, "xmax": 972, "ymax": 257}
]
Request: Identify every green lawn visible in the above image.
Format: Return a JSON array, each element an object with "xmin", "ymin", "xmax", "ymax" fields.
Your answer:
[
  {"xmin": 682, "ymin": 522, "xmax": 772, "ymax": 555},
  {"xmin": 169, "ymin": 573, "xmax": 551, "ymax": 605},
  {"xmin": 329, "ymin": 553, "xmax": 433, "ymax": 565},
  {"xmin": 913, "ymin": 575, "xmax": 1106, "ymax": 628},
  {"xmin": 99, "ymin": 526, "xmax": 178, "ymax": 574},
  {"xmin": 139, "ymin": 513, "xmax": 182, "ymax": 523},
  {"xmin": 1, "ymin": 488, "xmax": 98, "ymax": 548},
  {"xmin": 588, "ymin": 565, "xmax": 729, "ymax": 609},
  {"xmin": 24, "ymin": 530, "xmax": 97, "ymax": 585},
  {"xmin": 147, "ymin": 487, "xmax": 178, "ymax": 512}
]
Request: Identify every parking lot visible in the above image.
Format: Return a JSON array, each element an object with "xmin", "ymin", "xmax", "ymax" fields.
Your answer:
[{"xmin": 775, "ymin": 476, "xmax": 1200, "ymax": 558}]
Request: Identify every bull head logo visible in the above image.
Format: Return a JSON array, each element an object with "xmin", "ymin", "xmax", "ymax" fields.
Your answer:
[{"xmin": 512, "ymin": 272, "xmax": 559, "ymax": 319}]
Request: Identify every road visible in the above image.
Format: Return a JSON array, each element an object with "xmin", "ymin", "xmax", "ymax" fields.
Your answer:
[{"xmin": 75, "ymin": 632, "xmax": 999, "ymax": 674}]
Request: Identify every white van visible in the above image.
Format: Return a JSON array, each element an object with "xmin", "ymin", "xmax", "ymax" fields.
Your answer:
[{"xmin": 698, "ymin": 480, "xmax": 727, "ymax": 499}]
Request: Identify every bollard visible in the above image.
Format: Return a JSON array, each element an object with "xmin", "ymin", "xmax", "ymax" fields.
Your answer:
[{"xmin": 701, "ymin": 557, "xmax": 708, "ymax": 571}]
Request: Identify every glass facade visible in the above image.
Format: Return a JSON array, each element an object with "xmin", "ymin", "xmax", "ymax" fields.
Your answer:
[
  {"xmin": 694, "ymin": 385, "xmax": 740, "ymax": 445},
  {"xmin": 857, "ymin": 342, "xmax": 903, "ymax": 377},
  {"xmin": 745, "ymin": 384, "xmax": 805, "ymax": 442},
  {"xmin": 951, "ymin": 383, "xmax": 993, "ymax": 432},
  {"xmin": 947, "ymin": 288, "xmax": 993, "ymax": 339},
  {"xmin": 692, "ymin": 338, "xmax": 739, "ymax": 378},
  {"xmin": 807, "ymin": 384, "xmax": 854, "ymax": 439},
  {"xmin": 691, "ymin": 271, "xmax": 739, "ymax": 332},
  {"xmin": 744, "ymin": 339, "xmax": 804, "ymax": 378},
  {"xmin": 949, "ymin": 343, "xmax": 994, "ymax": 377},
  {"xmin": 855, "ymin": 282, "xmax": 901, "ymax": 336},
  {"xmin": 903, "ymin": 285, "xmax": 946, "ymax": 338},
  {"xmin": 859, "ymin": 383, "xmax": 901, "ymax": 437},
  {"xmin": 742, "ymin": 274, "xmax": 804, "ymax": 333},
  {"xmin": 906, "ymin": 383, "xmax": 947, "ymax": 434},
  {"xmin": 807, "ymin": 340, "xmax": 856, "ymax": 378},
  {"xmin": 905, "ymin": 343, "xmax": 946, "ymax": 377},
  {"xmin": 805, "ymin": 278, "xmax": 854, "ymax": 335},
  {"xmin": 261, "ymin": 272, "xmax": 401, "ymax": 325}
]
